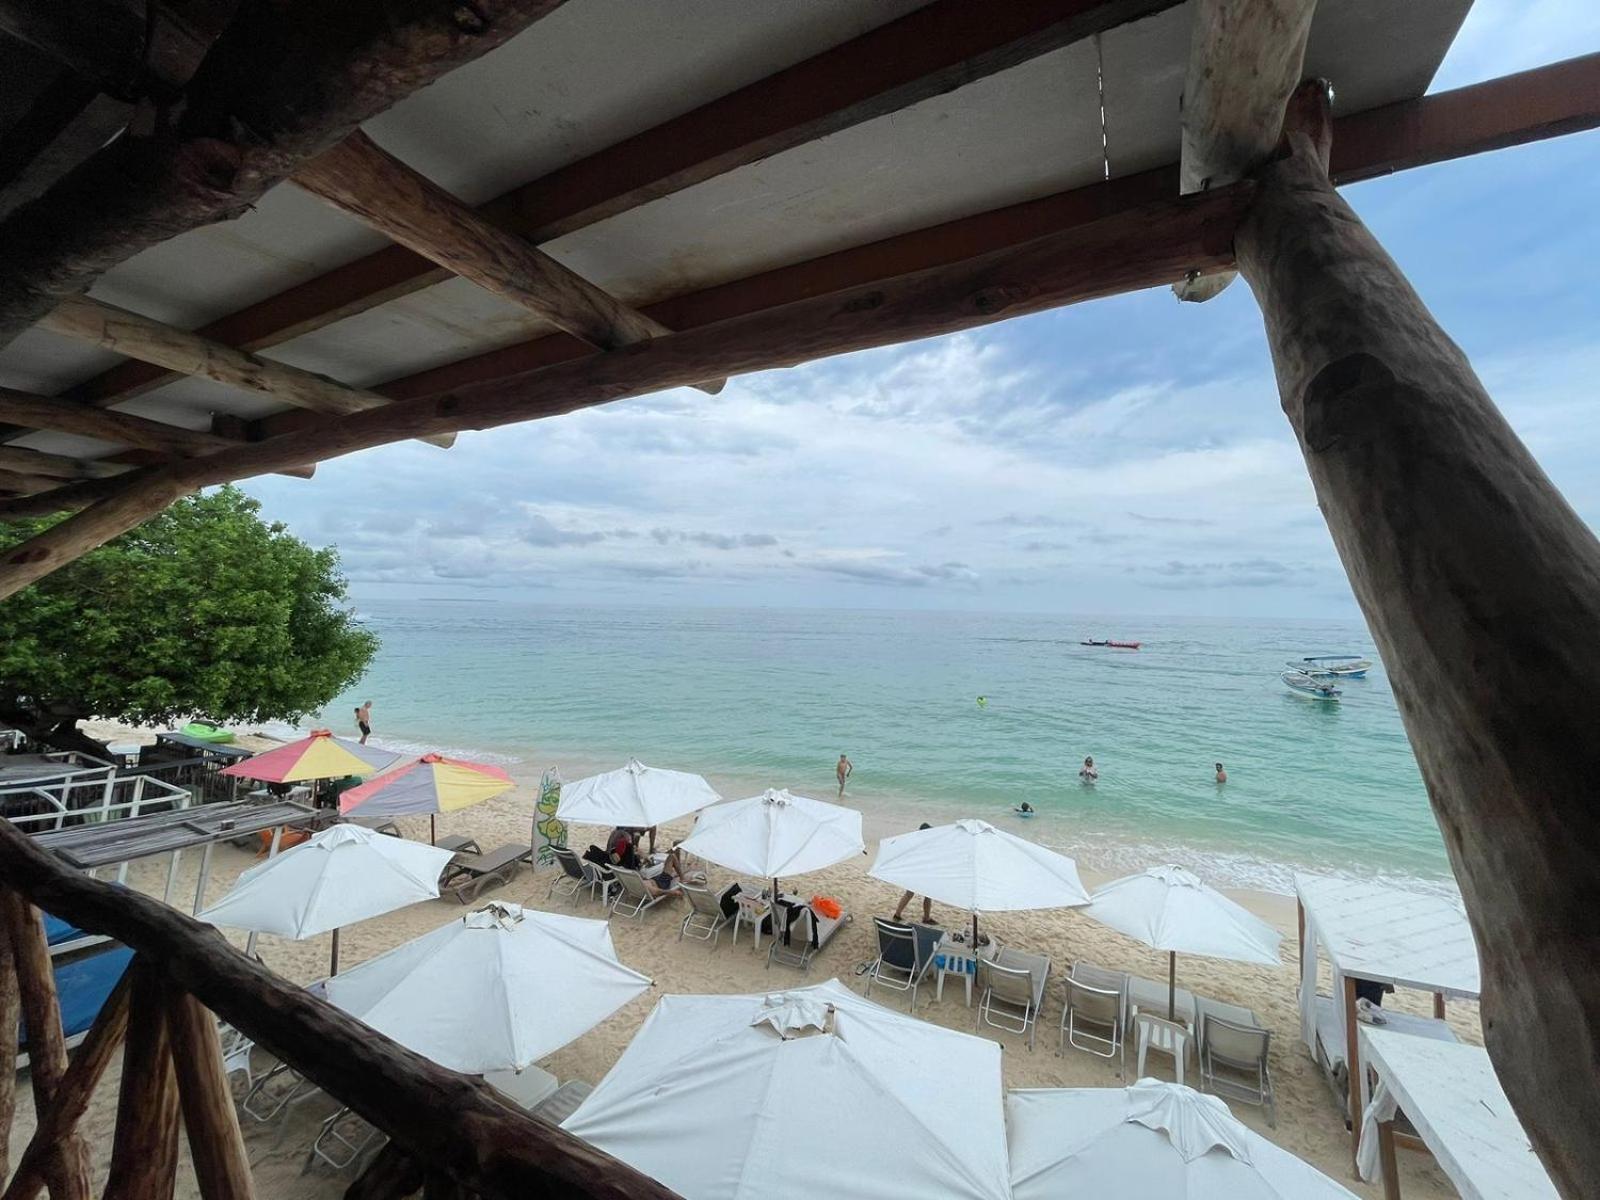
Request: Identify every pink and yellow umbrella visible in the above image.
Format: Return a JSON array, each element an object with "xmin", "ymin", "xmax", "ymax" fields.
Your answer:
[
  {"xmin": 340, "ymin": 753, "xmax": 513, "ymax": 843},
  {"xmin": 219, "ymin": 729, "xmax": 399, "ymax": 784}
]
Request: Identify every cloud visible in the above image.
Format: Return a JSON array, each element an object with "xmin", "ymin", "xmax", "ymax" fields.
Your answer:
[
  {"xmin": 1127, "ymin": 512, "xmax": 1216, "ymax": 528},
  {"xmin": 1145, "ymin": 559, "xmax": 1317, "ymax": 590},
  {"xmin": 804, "ymin": 556, "xmax": 980, "ymax": 589},
  {"xmin": 520, "ymin": 514, "xmax": 607, "ymax": 547},
  {"xmin": 649, "ymin": 528, "xmax": 778, "ymax": 550}
]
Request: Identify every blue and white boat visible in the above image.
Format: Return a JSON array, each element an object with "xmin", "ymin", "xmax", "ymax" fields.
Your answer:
[
  {"xmin": 1289, "ymin": 655, "xmax": 1371, "ymax": 679},
  {"xmin": 1282, "ymin": 670, "xmax": 1342, "ymax": 701}
]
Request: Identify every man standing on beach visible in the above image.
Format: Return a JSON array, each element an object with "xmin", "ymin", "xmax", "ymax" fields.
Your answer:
[
  {"xmin": 355, "ymin": 700, "xmax": 373, "ymax": 745},
  {"xmin": 893, "ymin": 823, "xmax": 936, "ymax": 923},
  {"xmin": 837, "ymin": 753, "xmax": 852, "ymax": 796}
]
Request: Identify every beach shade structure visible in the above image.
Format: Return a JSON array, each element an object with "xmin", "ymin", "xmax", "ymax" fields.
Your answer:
[
  {"xmin": 1007, "ymin": 1081, "xmax": 1357, "ymax": 1199},
  {"xmin": 555, "ymin": 758, "xmax": 721, "ymax": 830},
  {"xmin": 218, "ymin": 728, "xmax": 400, "ymax": 784},
  {"xmin": 677, "ymin": 788, "xmax": 864, "ymax": 897},
  {"xmin": 563, "ymin": 978, "xmax": 1011, "ymax": 1200},
  {"xmin": 1078, "ymin": 865, "xmax": 1282, "ymax": 1019},
  {"xmin": 323, "ymin": 902, "xmax": 651, "ymax": 1073},
  {"xmin": 869, "ymin": 818, "xmax": 1090, "ymax": 946},
  {"xmin": 340, "ymin": 752, "xmax": 513, "ymax": 844},
  {"xmin": 197, "ymin": 824, "xmax": 454, "ymax": 974}
]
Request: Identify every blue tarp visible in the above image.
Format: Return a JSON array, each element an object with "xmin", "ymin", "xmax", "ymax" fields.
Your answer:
[{"xmin": 18, "ymin": 909, "xmax": 135, "ymax": 1050}]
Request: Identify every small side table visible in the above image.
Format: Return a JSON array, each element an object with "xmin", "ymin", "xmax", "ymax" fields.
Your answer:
[
  {"xmin": 934, "ymin": 938, "xmax": 996, "ymax": 1006},
  {"xmin": 1134, "ymin": 1012, "xmax": 1193, "ymax": 1083},
  {"xmin": 732, "ymin": 893, "xmax": 772, "ymax": 952}
]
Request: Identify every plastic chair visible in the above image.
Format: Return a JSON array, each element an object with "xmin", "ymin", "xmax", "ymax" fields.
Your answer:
[
  {"xmin": 1198, "ymin": 1012, "xmax": 1276, "ymax": 1126},
  {"xmin": 976, "ymin": 950, "xmax": 1050, "ymax": 1051},
  {"xmin": 864, "ymin": 918, "xmax": 939, "ymax": 1011},
  {"xmin": 1135, "ymin": 1012, "xmax": 1192, "ymax": 1083},
  {"xmin": 1061, "ymin": 978, "xmax": 1125, "ymax": 1074}
]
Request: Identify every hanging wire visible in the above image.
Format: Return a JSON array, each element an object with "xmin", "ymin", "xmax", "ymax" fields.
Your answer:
[{"xmin": 1094, "ymin": 32, "xmax": 1111, "ymax": 181}]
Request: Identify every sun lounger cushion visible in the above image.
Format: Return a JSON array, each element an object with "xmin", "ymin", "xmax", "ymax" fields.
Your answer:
[{"xmin": 443, "ymin": 844, "xmax": 530, "ymax": 903}]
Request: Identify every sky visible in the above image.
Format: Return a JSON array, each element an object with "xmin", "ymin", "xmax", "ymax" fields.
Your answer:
[{"xmin": 242, "ymin": 1, "xmax": 1600, "ymax": 618}]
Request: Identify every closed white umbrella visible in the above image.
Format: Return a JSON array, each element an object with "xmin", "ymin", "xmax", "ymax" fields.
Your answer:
[
  {"xmin": 555, "ymin": 758, "xmax": 720, "ymax": 829},
  {"xmin": 1007, "ymin": 1082, "xmax": 1357, "ymax": 1199},
  {"xmin": 677, "ymin": 788, "xmax": 864, "ymax": 896},
  {"xmin": 870, "ymin": 818, "xmax": 1090, "ymax": 944},
  {"xmin": 1078, "ymin": 865, "xmax": 1282, "ymax": 1019},
  {"xmin": 198, "ymin": 824, "xmax": 454, "ymax": 974},
  {"xmin": 323, "ymin": 902, "xmax": 651, "ymax": 1073},
  {"xmin": 564, "ymin": 979, "xmax": 1011, "ymax": 1200}
]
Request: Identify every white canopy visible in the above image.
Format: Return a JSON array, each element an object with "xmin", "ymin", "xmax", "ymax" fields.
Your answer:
[
  {"xmin": 198, "ymin": 824, "xmax": 453, "ymax": 939},
  {"xmin": 869, "ymin": 818, "xmax": 1090, "ymax": 913},
  {"xmin": 677, "ymin": 789, "xmax": 864, "ymax": 881},
  {"xmin": 1008, "ymin": 1081, "xmax": 1358, "ymax": 1199},
  {"xmin": 555, "ymin": 758, "xmax": 721, "ymax": 829},
  {"xmin": 563, "ymin": 978, "xmax": 1011, "ymax": 1200},
  {"xmin": 323, "ymin": 902, "xmax": 651, "ymax": 1074},
  {"xmin": 1081, "ymin": 865, "xmax": 1282, "ymax": 965},
  {"xmin": 1357, "ymin": 1026, "xmax": 1557, "ymax": 1200}
]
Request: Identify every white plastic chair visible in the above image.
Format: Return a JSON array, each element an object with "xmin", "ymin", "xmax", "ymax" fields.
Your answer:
[{"xmin": 1135, "ymin": 1012, "xmax": 1192, "ymax": 1083}]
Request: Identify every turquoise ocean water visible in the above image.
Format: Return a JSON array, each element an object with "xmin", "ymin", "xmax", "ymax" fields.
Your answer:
[{"xmin": 301, "ymin": 602, "xmax": 1449, "ymax": 895}]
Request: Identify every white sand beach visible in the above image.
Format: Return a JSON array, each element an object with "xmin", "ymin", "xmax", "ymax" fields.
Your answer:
[{"xmin": 7, "ymin": 727, "xmax": 1478, "ymax": 1198}]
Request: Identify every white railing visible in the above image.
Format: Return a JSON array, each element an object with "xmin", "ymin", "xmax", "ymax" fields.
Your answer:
[{"xmin": 2, "ymin": 767, "xmax": 193, "ymax": 835}]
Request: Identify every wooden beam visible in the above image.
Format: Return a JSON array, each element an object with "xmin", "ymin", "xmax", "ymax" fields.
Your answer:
[
  {"xmin": 1, "ymin": 967, "xmax": 132, "ymax": 1200},
  {"xmin": 103, "ymin": 962, "xmax": 182, "ymax": 1200},
  {"xmin": 166, "ymin": 987, "xmax": 256, "ymax": 1200},
  {"xmin": 65, "ymin": 0, "xmax": 1187, "ymax": 409},
  {"xmin": 0, "ymin": 181, "xmax": 1249, "ymax": 590},
  {"xmin": 293, "ymin": 132, "xmax": 725, "ymax": 393},
  {"xmin": 0, "ymin": 466, "xmax": 58, "ymax": 495},
  {"xmin": 0, "ymin": 444, "xmax": 125, "ymax": 480},
  {"xmin": 38, "ymin": 296, "xmax": 455, "ymax": 449},
  {"xmin": 0, "ymin": 820, "xmax": 684, "ymax": 1200},
  {"xmin": 0, "ymin": 0, "xmax": 231, "ymax": 100},
  {"xmin": 1234, "ymin": 81, "xmax": 1600, "ymax": 1200},
  {"xmin": 1173, "ymin": 0, "xmax": 1317, "ymax": 302},
  {"xmin": 0, "ymin": 891, "xmax": 93, "ymax": 1200},
  {"xmin": 0, "ymin": 386, "xmax": 314, "ymax": 478},
  {"xmin": 0, "ymin": 919, "xmax": 17, "ymax": 1183},
  {"xmin": 0, "ymin": 0, "xmax": 571, "ymax": 346}
]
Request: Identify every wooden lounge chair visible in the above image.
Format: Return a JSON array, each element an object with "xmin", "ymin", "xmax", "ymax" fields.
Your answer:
[
  {"xmin": 864, "ymin": 918, "xmax": 940, "ymax": 1011},
  {"xmin": 679, "ymin": 882, "xmax": 737, "ymax": 946},
  {"xmin": 766, "ymin": 901, "xmax": 847, "ymax": 972},
  {"xmin": 977, "ymin": 948, "xmax": 1051, "ymax": 1051},
  {"xmin": 440, "ymin": 843, "xmax": 530, "ymax": 904},
  {"xmin": 609, "ymin": 866, "xmax": 671, "ymax": 919}
]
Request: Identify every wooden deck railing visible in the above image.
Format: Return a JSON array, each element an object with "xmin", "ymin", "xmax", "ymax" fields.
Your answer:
[{"xmin": 0, "ymin": 817, "xmax": 682, "ymax": 1200}]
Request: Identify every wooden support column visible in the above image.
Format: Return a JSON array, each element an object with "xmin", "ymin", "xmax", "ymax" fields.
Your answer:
[
  {"xmin": 1173, "ymin": 0, "xmax": 1317, "ymax": 302},
  {"xmin": 345, "ymin": 1141, "xmax": 424, "ymax": 1200},
  {"xmin": 2, "ymin": 968, "xmax": 132, "ymax": 1200},
  {"xmin": 38, "ymin": 297, "xmax": 454, "ymax": 448},
  {"xmin": 104, "ymin": 962, "xmax": 182, "ymax": 1200},
  {"xmin": 1342, "ymin": 973, "xmax": 1362, "ymax": 1170},
  {"xmin": 1377, "ymin": 1119, "xmax": 1402, "ymax": 1200},
  {"xmin": 0, "ymin": 466, "xmax": 56, "ymax": 496},
  {"xmin": 0, "ymin": 890, "xmax": 93, "ymax": 1200},
  {"xmin": 166, "ymin": 986, "xmax": 255, "ymax": 1200},
  {"xmin": 294, "ymin": 132, "xmax": 725, "ymax": 393},
  {"xmin": 1235, "ymin": 80, "xmax": 1600, "ymax": 1199},
  {"xmin": 0, "ymin": 444, "xmax": 124, "ymax": 480},
  {"xmin": 0, "ymin": 917, "xmax": 17, "ymax": 1183}
]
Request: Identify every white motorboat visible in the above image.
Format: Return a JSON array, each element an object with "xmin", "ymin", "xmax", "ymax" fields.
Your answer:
[
  {"xmin": 1290, "ymin": 655, "xmax": 1371, "ymax": 679},
  {"xmin": 1282, "ymin": 670, "xmax": 1342, "ymax": 701}
]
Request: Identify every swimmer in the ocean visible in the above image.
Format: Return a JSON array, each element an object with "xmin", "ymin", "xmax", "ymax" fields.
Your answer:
[
  {"xmin": 1018, "ymin": 802, "xmax": 1034, "ymax": 813},
  {"xmin": 1079, "ymin": 755, "xmax": 1098, "ymax": 782},
  {"xmin": 976, "ymin": 695, "xmax": 987, "ymax": 708}
]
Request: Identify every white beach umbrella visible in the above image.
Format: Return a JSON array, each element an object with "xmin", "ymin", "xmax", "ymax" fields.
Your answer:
[
  {"xmin": 563, "ymin": 978, "xmax": 1011, "ymax": 1200},
  {"xmin": 198, "ymin": 824, "xmax": 454, "ymax": 974},
  {"xmin": 677, "ymin": 788, "xmax": 864, "ymax": 894},
  {"xmin": 1007, "ymin": 1082, "xmax": 1357, "ymax": 1199},
  {"xmin": 1078, "ymin": 865, "xmax": 1282, "ymax": 1019},
  {"xmin": 555, "ymin": 758, "xmax": 721, "ymax": 829},
  {"xmin": 323, "ymin": 902, "xmax": 651, "ymax": 1073},
  {"xmin": 870, "ymin": 818, "xmax": 1090, "ymax": 944}
]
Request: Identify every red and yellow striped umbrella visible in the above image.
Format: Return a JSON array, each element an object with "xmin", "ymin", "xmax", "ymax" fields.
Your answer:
[
  {"xmin": 340, "ymin": 753, "xmax": 512, "ymax": 821},
  {"xmin": 219, "ymin": 729, "xmax": 399, "ymax": 783}
]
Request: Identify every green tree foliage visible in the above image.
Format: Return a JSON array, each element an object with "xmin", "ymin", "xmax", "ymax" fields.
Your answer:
[{"xmin": 0, "ymin": 487, "xmax": 377, "ymax": 754}]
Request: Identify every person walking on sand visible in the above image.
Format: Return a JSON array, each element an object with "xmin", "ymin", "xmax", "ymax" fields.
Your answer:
[
  {"xmin": 837, "ymin": 753, "xmax": 853, "ymax": 796},
  {"xmin": 893, "ymin": 823, "xmax": 936, "ymax": 923},
  {"xmin": 355, "ymin": 700, "xmax": 373, "ymax": 745},
  {"xmin": 1215, "ymin": 761, "xmax": 1227, "ymax": 784},
  {"xmin": 1079, "ymin": 755, "xmax": 1098, "ymax": 782}
]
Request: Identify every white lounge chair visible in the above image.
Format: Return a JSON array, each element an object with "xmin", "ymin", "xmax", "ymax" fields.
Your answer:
[
  {"xmin": 864, "ymin": 918, "xmax": 940, "ymax": 1011},
  {"xmin": 548, "ymin": 845, "xmax": 617, "ymax": 905},
  {"xmin": 766, "ymin": 901, "xmax": 847, "ymax": 972},
  {"xmin": 609, "ymin": 866, "xmax": 671, "ymax": 919},
  {"xmin": 680, "ymin": 882, "xmax": 737, "ymax": 946},
  {"xmin": 1198, "ymin": 1009, "xmax": 1276, "ymax": 1125},
  {"xmin": 977, "ymin": 948, "xmax": 1050, "ymax": 1051},
  {"xmin": 1062, "ymin": 977, "xmax": 1125, "ymax": 1073}
]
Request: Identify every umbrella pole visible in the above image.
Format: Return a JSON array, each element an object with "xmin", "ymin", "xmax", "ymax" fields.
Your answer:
[
  {"xmin": 971, "ymin": 911, "xmax": 979, "ymax": 947},
  {"xmin": 1168, "ymin": 951, "xmax": 1176, "ymax": 1022},
  {"xmin": 331, "ymin": 926, "xmax": 341, "ymax": 977},
  {"xmin": 430, "ymin": 813, "xmax": 436, "ymax": 846}
]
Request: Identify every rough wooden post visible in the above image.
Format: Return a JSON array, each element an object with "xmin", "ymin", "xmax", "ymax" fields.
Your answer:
[
  {"xmin": 166, "ymin": 987, "xmax": 255, "ymax": 1200},
  {"xmin": 0, "ymin": 890, "xmax": 94, "ymax": 1199},
  {"xmin": 104, "ymin": 961, "xmax": 182, "ymax": 1200},
  {"xmin": 1234, "ymin": 81, "xmax": 1600, "ymax": 1198},
  {"xmin": 2, "ymin": 966, "xmax": 131, "ymax": 1200},
  {"xmin": 0, "ymin": 917, "xmax": 17, "ymax": 1183},
  {"xmin": 345, "ymin": 1141, "xmax": 423, "ymax": 1200}
]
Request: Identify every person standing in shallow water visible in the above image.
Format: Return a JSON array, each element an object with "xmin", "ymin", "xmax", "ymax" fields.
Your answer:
[
  {"xmin": 837, "ymin": 753, "xmax": 852, "ymax": 796},
  {"xmin": 1079, "ymin": 755, "xmax": 1098, "ymax": 782},
  {"xmin": 355, "ymin": 700, "xmax": 373, "ymax": 745},
  {"xmin": 1215, "ymin": 761, "xmax": 1228, "ymax": 784}
]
